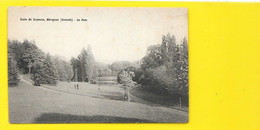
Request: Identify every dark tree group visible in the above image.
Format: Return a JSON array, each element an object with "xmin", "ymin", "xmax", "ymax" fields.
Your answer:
[
  {"xmin": 8, "ymin": 48, "xmax": 20, "ymax": 86},
  {"xmin": 70, "ymin": 45, "xmax": 96, "ymax": 83},
  {"xmin": 140, "ymin": 33, "xmax": 188, "ymax": 106},
  {"xmin": 117, "ymin": 33, "xmax": 189, "ymax": 106},
  {"xmin": 8, "ymin": 40, "xmax": 73, "ymax": 86},
  {"xmin": 140, "ymin": 33, "xmax": 188, "ymax": 94}
]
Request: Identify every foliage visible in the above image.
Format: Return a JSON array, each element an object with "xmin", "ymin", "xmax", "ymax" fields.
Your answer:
[
  {"xmin": 8, "ymin": 40, "xmax": 25, "ymax": 73},
  {"xmin": 70, "ymin": 45, "xmax": 96, "ymax": 82},
  {"xmin": 40, "ymin": 54, "xmax": 58, "ymax": 84},
  {"xmin": 86, "ymin": 45, "xmax": 95, "ymax": 81},
  {"xmin": 141, "ymin": 44, "xmax": 162, "ymax": 71},
  {"xmin": 52, "ymin": 56, "xmax": 73, "ymax": 82},
  {"xmin": 138, "ymin": 33, "xmax": 189, "ymax": 105},
  {"xmin": 22, "ymin": 40, "xmax": 45, "ymax": 75},
  {"xmin": 117, "ymin": 69, "xmax": 135, "ymax": 88},
  {"xmin": 8, "ymin": 39, "xmax": 73, "ymax": 86},
  {"xmin": 79, "ymin": 48, "xmax": 88, "ymax": 82},
  {"xmin": 8, "ymin": 50, "xmax": 20, "ymax": 86}
]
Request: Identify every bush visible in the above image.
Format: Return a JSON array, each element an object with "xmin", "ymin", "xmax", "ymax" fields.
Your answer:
[{"xmin": 117, "ymin": 69, "xmax": 135, "ymax": 87}]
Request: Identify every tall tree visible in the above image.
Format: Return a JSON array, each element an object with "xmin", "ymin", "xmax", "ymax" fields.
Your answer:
[
  {"xmin": 53, "ymin": 56, "xmax": 73, "ymax": 82},
  {"xmin": 178, "ymin": 37, "xmax": 189, "ymax": 107},
  {"xmin": 70, "ymin": 57, "xmax": 77, "ymax": 81},
  {"xmin": 40, "ymin": 54, "xmax": 58, "ymax": 84},
  {"xmin": 8, "ymin": 40, "xmax": 24, "ymax": 72},
  {"xmin": 141, "ymin": 44, "xmax": 162, "ymax": 71},
  {"xmin": 64, "ymin": 62, "xmax": 73, "ymax": 82},
  {"xmin": 139, "ymin": 33, "xmax": 189, "ymax": 106},
  {"xmin": 161, "ymin": 33, "xmax": 178, "ymax": 68},
  {"xmin": 79, "ymin": 48, "xmax": 88, "ymax": 82},
  {"xmin": 86, "ymin": 45, "xmax": 95, "ymax": 81},
  {"xmin": 8, "ymin": 50, "xmax": 20, "ymax": 86},
  {"xmin": 22, "ymin": 40, "xmax": 45, "ymax": 75}
]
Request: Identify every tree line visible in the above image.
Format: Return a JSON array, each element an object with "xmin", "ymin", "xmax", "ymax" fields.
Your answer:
[
  {"xmin": 8, "ymin": 40, "xmax": 74, "ymax": 86},
  {"xmin": 8, "ymin": 40, "xmax": 100, "ymax": 86},
  {"xmin": 70, "ymin": 46, "xmax": 96, "ymax": 83},
  {"xmin": 8, "ymin": 39, "xmax": 137, "ymax": 86},
  {"xmin": 117, "ymin": 33, "xmax": 188, "ymax": 106}
]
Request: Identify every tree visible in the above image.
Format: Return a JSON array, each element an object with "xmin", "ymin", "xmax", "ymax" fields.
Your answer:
[
  {"xmin": 70, "ymin": 57, "xmax": 78, "ymax": 82},
  {"xmin": 53, "ymin": 56, "xmax": 73, "ymax": 82},
  {"xmin": 141, "ymin": 44, "xmax": 162, "ymax": 71},
  {"xmin": 8, "ymin": 39, "xmax": 74, "ymax": 85},
  {"xmin": 40, "ymin": 54, "xmax": 58, "ymax": 84},
  {"xmin": 161, "ymin": 33, "xmax": 178, "ymax": 68},
  {"xmin": 76, "ymin": 56, "xmax": 82, "ymax": 82},
  {"xmin": 80, "ymin": 48, "xmax": 88, "ymax": 82},
  {"xmin": 32, "ymin": 61, "xmax": 43, "ymax": 86},
  {"xmin": 70, "ymin": 46, "xmax": 97, "ymax": 82},
  {"xmin": 86, "ymin": 45, "xmax": 95, "ymax": 82},
  {"xmin": 177, "ymin": 37, "xmax": 189, "ymax": 107},
  {"xmin": 21, "ymin": 40, "xmax": 45, "ymax": 75},
  {"xmin": 137, "ymin": 33, "xmax": 189, "ymax": 107},
  {"xmin": 179, "ymin": 37, "xmax": 188, "ymax": 94},
  {"xmin": 117, "ymin": 69, "xmax": 135, "ymax": 101},
  {"xmin": 64, "ymin": 62, "xmax": 73, "ymax": 82},
  {"xmin": 8, "ymin": 40, "xmax": 24, "ymax": 72},
  {"xmin": 8, "ymin": 50, "xmax": 20, "ymax": 86}
]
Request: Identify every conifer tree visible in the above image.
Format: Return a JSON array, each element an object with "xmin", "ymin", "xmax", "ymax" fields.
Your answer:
[
  {"xmin": 80, "ymin": 48, "xmax": 88, "ymax": 82},
  {"xmin": 86, "ymin": 45, "xmax": 95, "ymax": 82},
  {"xmin": 41, "ymin": 54, "xmax": 58, "ymax": 84},
  {"xmin": 22, "ymin": 40, "xmax": 45, "ymax": 75}
]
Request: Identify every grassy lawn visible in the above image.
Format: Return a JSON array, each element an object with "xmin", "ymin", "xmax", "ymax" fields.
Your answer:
[
  {"xmin": 8, "ymin": 76, "xmax": 188, "ymax": 123},
  {"xmin": 42, "ymin": 81, "xmax": 126, "ymax": 101}
]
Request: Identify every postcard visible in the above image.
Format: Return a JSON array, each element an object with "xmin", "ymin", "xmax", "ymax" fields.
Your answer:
[{"xmin": 8, "ymin": 7, "xmax": 188, "ymax": 123}]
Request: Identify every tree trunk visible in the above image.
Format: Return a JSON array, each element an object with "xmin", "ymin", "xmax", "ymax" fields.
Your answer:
[
  {"xmin": 28, "ymin": 67, "xmax": 31, "ymax": 75},
  {"xmin": 28, "ymin": 59, "xmax": 32, "ymax": 75}
]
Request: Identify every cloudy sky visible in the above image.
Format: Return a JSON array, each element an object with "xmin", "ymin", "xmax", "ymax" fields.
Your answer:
[{"xmin": 8, "ymin": 7, "xmax": 188, "ymax": 64}]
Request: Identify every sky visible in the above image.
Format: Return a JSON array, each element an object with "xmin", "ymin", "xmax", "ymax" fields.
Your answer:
[{"xmin": 8, "ymin": 7, "xmax": 188, "ymax": 64}]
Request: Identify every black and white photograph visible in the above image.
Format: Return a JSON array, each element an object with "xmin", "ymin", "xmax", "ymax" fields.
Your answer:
[{"xmin": 8, "ymin": 7, "xmax": 188, "ymax": 123}]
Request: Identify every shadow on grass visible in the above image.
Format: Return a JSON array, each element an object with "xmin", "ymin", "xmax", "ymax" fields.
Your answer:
[
  {"xmin": 33, "ymin": 113, "xmax": 154, "ymax": 123},
  {"xmin": 102, "ymin": 95, "xmax": 126, "ymax": 101},
  {"xmin": 130, "ymin": 87, "xmax": 189, "ymax": 112}
]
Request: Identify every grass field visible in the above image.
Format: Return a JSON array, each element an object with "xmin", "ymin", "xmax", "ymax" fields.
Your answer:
[{"xmin": 8, "ymin": 75, "xmax": 188, "ymax": 123}]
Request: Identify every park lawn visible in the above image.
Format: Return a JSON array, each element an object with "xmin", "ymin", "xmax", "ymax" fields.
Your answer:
[
  {"xmin": 8, "ymin": 81, "xmax": 151, "ymax": 123},
  {"xmin": 22, "ymin": 75, "xmax": 126, "ymax": 101},
  {"xmin": 23, "ymin": 75, "xmax": 188, "ymax": 111},
  {"xmin": 9, "ymin": 78, "xmax": 188, "ymax": 123},
  {"xmin": 42, "ymin": 81, "xmax": 126, "ymax": 101},
  {"xmin": 40, "ymin": 78, "xmax": 188, "ymax": 112}
]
